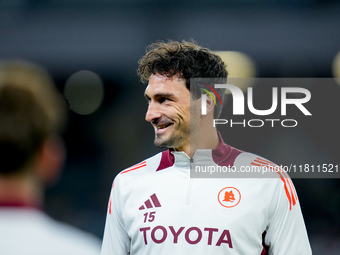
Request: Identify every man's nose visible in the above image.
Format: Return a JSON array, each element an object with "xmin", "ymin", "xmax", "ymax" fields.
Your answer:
[{"xmin": 145, "ymin": 102, "xmax": 162, "ymax": 122}]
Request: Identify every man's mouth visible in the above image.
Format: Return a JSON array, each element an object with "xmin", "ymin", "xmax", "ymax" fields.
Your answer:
[
  {"xmin": 152, "ymin": 117, "xmax": 174, "ymax": 134},
  {"xmin": 155, "ymin": 123, "xmax": 173, "ymax": 130}
]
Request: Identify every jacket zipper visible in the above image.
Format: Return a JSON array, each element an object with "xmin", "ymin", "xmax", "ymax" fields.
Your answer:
[{"xmin": 185, "ymin": 158, "xmax": 194, "ymax": 205}]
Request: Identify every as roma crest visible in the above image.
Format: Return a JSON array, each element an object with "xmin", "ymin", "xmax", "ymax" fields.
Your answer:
[{"xmin": 218, "ymin": 187, "xmax": 241, "ymax": 208}]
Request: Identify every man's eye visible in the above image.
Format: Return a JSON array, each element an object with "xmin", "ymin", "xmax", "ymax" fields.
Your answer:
[{"xmin": 159, "ymin": 97, "xmax": 170, "ymax": 103}]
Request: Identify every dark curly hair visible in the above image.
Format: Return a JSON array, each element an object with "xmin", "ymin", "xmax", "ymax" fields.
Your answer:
[{"xmin": 137, "ymin": 40, "xmax": 228, "ymax": 118}]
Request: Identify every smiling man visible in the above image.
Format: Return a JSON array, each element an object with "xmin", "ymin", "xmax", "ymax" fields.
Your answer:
[
  {"xmin": 101, "ymin": 40, "xmax": 312, "ymax": 255},
  {"xmin": 145, "ymin": 74, "xmax": 192, "ymax": 152}
]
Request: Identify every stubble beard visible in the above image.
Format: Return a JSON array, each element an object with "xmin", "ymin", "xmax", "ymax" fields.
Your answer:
[
  {"xmin": 154, "ymin": 127, "xmax": 189, "ymax": 149},
  {"xmin": 153, "ymin": 119, "xmax": 199, "ymax": 149},
  {"xmin": 153, "ymin": 98, "xmax": 201, "ymax": 149}
]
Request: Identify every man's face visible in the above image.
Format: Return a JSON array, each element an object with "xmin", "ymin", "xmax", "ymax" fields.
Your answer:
[{"xmin": 144, "ymin": 73, "xmax": 198, "ymax": 150}]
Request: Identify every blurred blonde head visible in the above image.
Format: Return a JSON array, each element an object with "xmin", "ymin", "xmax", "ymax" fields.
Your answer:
[{"xmin": 0, "ymin": 60, "xmax": 67, "ymax": 175}]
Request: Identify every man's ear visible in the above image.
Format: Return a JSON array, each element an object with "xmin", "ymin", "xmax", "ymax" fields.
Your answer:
[
  {"xmin": 205, "ymin": 94, "xmax": 216, "ymax": 116},
  {"xmin": 34, "ymin": 135, "xmax": 66, "ymax": 186}
]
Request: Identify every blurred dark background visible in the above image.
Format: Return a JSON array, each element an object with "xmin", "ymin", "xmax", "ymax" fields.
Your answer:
[{"xmin": 1, "ymin": 0, "xmax": 340, "ymax": 254}]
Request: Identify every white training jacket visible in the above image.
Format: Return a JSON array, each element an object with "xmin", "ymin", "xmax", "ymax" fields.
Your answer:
[
  {"xmin": 101, "ymin": 136, "xmax": 312, "ymax": 255},
  {"xmin": 0, "ymin": 207, "xmax": 101, "ymax": 255}
]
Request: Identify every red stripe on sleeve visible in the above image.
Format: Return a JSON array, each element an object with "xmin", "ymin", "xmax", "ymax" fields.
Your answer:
[
  {"xmin": 252, "ymin": 159, "xmax": 294, "ymax": 210},
  {"xmin": 121, "ymin": 162, "xmax": 146, "ymax": 174}
]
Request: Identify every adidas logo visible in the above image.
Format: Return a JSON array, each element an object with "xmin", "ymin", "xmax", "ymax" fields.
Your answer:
[{"xmin": 139, "ymin": 193, "xmax": 162, "ymax": 210}]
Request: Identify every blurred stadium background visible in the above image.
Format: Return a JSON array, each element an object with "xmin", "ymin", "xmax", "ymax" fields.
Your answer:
[{"xmin": 1, "ymin": 0, "xmax": 340, "ymax": 253}]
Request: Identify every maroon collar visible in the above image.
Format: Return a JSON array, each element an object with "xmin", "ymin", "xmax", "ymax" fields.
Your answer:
[
  {"xmin": 156, "ymin": 150, "xmax": 175, "ymax": 171},
  {"xmin": 212, "ymin": 132, "xmax": 233, "ymax": 164},
  {"xmin": 156, "ymin": 132, "xmax": 243, "ymax": 171}
]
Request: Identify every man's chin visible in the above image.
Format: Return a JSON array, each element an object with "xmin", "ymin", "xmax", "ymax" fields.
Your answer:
[
  {"xmin": 154, "ymin": 138, "xmax": 170, "ymax": 148},
  {"xmin": 154, "ymin": 134, "xmax": 175, "ymax": 148}
]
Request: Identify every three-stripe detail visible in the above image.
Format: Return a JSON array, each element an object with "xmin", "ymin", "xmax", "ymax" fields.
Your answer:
[
  {"xmin": 121, "ymin": 161, "xmax": 147, "ymax": 175},
  {"xmin": 251, "ymin": 157, "xmax": 298, "ymax": 211},
  {"xmin": 139, "ymin": 193, "xmax": 162, "ymax": 210}
]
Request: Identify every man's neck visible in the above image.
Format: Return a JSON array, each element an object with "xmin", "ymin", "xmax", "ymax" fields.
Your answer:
[
  {"xmin": 176, "ymin": 129, "xmax": 219, "ymax": 158},
  {"xmin": 0, "ymin": 174, "xmax": 42, "ymax": 208}
]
